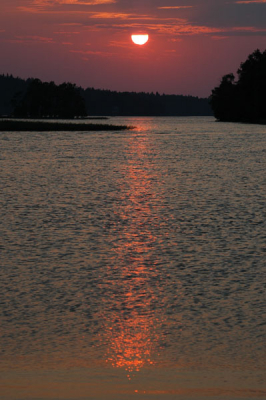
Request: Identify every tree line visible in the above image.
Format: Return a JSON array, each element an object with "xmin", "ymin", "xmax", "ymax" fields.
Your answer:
[
  {"xmin": 81, "ymin": 88, "xmax": 212, "ymax": 116},
  {"xmin": 0, "ymin": 74, "xmax": 212, "ymax": 118}
]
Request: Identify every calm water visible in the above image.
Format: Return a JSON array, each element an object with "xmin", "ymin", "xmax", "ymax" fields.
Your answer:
[{"xmin": 0, "ymin": 117, "xmax": 265, "ymax": 400}]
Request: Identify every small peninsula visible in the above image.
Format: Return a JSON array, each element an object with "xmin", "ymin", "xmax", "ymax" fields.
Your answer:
[
  {"xmin": 0, "ymin": 119, "xmax": 132, "ymax": 132},
  {"xmin": 210, "ymin": 49, "xmax": 266, "ymax": 124}
]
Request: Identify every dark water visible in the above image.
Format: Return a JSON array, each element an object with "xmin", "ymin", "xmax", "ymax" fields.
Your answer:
[{"xmin": 0, "ymin": 117, "xmax": 265, "ymax": 400}]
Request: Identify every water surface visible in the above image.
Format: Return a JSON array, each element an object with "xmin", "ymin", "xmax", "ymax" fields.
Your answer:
[{"xmin": 0, "ymin": 117, "xmax": 265, "ymax": 400}]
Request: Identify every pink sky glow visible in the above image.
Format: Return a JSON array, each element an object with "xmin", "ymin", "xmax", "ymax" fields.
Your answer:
[{"xmin": 0, "ymin": 0, "xmax": 266, "ymax": 97}]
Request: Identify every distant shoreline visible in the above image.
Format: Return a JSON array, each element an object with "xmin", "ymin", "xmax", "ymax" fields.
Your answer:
[
  {"xmin": 0, "ymin": 119, "xmax": 133, "ymax": 132},
  {"xmin": 215, "ymin": 119, "xmax": 266, "ymax": 125}
]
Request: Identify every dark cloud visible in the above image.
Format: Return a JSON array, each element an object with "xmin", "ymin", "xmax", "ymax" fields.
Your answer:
[{"xmin": 188, "ymin": 2, "xmax": 266, "ymax": 29}]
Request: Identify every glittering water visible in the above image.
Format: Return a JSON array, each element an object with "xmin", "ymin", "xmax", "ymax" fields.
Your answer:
[{"xmin": 0, "ymin": 117, "xmax": 265, "ymax": 400}]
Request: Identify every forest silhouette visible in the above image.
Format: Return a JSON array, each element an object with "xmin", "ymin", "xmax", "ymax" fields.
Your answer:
[
  {"xmin": 210, "ymin": 49, "xmax": 266, "ymax": 123},
  {"xmin": 0, "ymin": 75, "xmax": 212, "ymax": 118}
]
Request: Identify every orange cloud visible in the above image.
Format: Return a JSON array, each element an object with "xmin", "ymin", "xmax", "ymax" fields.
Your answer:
[
  {"xmin": 123, "ymin": 22, "xmax": 223, "ymax": 36},
  {"xmin": 1, "ymin": 35, "xmax": 55, "ymax": 44},
  {"xmin": 158, "ymin": 6, "xmax": 193, "ymax": 9},
  {"xmin": 232, "ymin": 25, "xmax": 266, "ymax": 31},
  {"xmin": 70, "ymin": 49, "xmax": 113, "ymax": 56},
  {"xmin": 33, "ymin": 0, "xmax": 115, "ymax": 5},
  {"xmin": 16, "ymin": 35, "xmax": 55, "ymax": 43},
  {"xmin": 18, "ymin": 0, "xmax": 115, "ymax": 12},
  {"xmin": 90, "ymin": 12, "xmax": 133, "ymax": 19},
  {"xmin": 53, "ymin": 31, "xmax": 81, "ymax": 34},
  {"xmin": 109, "ymin": 40, "xmax": 132, "ymax": 48},
  {"xmin": 58, "ymin": 23, "xmax": 83, "ymax": 25},
  {"xmin": 235, "ymin": 0, "xmax": 266, "ymax": 3}
]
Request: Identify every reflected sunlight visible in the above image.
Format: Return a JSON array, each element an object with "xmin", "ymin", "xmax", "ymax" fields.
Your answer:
[{"xmin": 102, "ymin": 134, "xmax": 160, "ymax": 376}]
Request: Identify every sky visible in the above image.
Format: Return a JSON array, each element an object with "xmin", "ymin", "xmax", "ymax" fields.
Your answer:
[{"xmin": 0, "ymin": 0, "xmax": 266, "ymax": 97}]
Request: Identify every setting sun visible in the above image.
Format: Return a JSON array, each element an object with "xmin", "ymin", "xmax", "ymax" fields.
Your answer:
[{"xmin": 131, "ymin": 34, "xmax": 149, "ymax": 45}]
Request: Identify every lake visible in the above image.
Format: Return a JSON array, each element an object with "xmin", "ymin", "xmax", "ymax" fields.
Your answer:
[{"xmin": 0, "ymin": 116, "xmax": 265, "ymax": 400}]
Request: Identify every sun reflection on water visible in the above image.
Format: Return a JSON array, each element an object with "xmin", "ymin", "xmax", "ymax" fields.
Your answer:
[
  {"xmin": 105, "ymin": 314, "xmax": 155, "ymax": 374},
  {"xmin": 102, "ymin": 133, "xmax": 162, "ymax": 376}
]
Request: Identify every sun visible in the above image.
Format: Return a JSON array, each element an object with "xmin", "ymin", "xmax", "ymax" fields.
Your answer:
[{"xmin": 131, "ymin": 34, "xmax": 149, "ymax": 46}]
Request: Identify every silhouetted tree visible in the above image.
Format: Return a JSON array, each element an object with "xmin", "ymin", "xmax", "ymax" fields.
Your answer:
[
  {"xmin": 0, "ymin": 74, "xmax": 28, "ymax": 116},
  {"xmin": 13, "ymin": 79, "xmax": 87, "ymax": 118},
  {"xmin": 210, "ymin": 49, "xmax": 266, "ymax": 123}
]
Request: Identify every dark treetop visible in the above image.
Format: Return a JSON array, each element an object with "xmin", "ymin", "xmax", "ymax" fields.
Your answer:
[{"xmin": 210, "ymin": 49, "xmax": 266, "ymax": 124}]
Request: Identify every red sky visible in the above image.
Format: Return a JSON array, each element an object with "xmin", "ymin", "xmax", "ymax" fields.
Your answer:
[{"xmin": 0, "ymin": 0, "xmax": 266, "ymax": 97}]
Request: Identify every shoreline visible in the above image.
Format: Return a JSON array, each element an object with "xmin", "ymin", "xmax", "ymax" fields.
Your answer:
[
  {"xmin": 216, "ymin": 119, "xmax": 266, "ymax": 125},
  {"xmin": 0, "ymin": 119, "xmax": 133, "ymax": 132}
]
